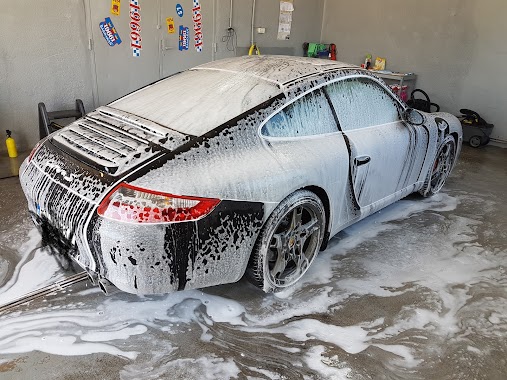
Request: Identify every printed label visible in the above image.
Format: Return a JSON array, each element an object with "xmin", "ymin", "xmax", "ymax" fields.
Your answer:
[
  {"xmin": 166, "ymin": 17, "xmax": 175, "ymax": 34},
  {"xmin": 176, "ymin": 3, "xmax": 184, "ymax": 17},
  {"xmin": 111, "ymin": 0, "xmax": 121, "ymax": 16},
  {"xmin": 179, "ymin": 26, "xmax": 189, "ymax": 51},
  {"xmin": 192, "ymin": 0, "xmax": 203, "ymax": 52},
  {"xmin": 129, "ymin": 0, "xmax": 142, "ymax": 57},
  {"xmin": 99, "ymin": 17, "xmax": 122, "ymax": 46}
]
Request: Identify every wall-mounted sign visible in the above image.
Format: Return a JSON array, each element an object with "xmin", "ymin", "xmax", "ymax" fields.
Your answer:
[
  {"xmin": 111, "ymin": 0, "xmax": 121, "ymax": 16},
  {"xmin": 192, "ymin": 0, "xmax": 203, "ymax": 52},
  {"xmin": 166, "ymin": 17, "xmax": 175, "ymax": 34},
  {"xmin": 179, "ymin": 26, "xmax": 189, "ymax": 51},
  {"xmin": 129, "ymin": 0, "xmax": 142, "ymax": 57},
  {"xmin": 176, "ymin": 4, "xmax": 184, "ymax": 17},
  {"xmin": 99, "ymin": 17, "xmax": 122, "ymax": 46},
  {"xmin": 277, "ymin": 0, "xmax": 294, "ymax": 40}
]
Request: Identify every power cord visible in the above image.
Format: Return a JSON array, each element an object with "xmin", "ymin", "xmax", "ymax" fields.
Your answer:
[{"xmin": 222, "ymin": 27, "xmax": 237, "ymax": 52}]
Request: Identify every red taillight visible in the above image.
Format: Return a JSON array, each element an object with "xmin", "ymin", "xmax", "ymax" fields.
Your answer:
[
  {"xmin": 28, "ymin": 140, "xmax": 44, "ymax": 162},
  {"xmin": 97, "ymin": 183, "xmax": 220, "ymax": 224}
]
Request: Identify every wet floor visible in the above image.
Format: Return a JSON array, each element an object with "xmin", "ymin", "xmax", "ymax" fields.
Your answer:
[{"xmin": 0, "ymin": 145, "xmax": 506, "ymax": 379}]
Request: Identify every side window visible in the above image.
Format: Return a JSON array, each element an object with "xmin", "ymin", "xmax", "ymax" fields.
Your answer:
[
  {"xmin": 261, "ymin": 89, "xmax": 337, "ymax": 138},
  {"xmin": 326, "ymin": 78, "xmax": 401, "ymax": 132}
]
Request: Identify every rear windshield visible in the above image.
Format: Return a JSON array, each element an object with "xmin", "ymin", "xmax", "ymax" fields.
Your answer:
[{"xmin": 110, "ymin": 69, "xmax": 281, "ymax": 136}]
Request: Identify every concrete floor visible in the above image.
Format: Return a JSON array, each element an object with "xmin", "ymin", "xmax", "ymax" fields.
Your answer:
[
  {"xmin": 0, "ymin": 145, "xmax": 506, "ymax": 379},
  {"xmin": 0, "ymin": 152, "xmax": 29, "ymax": 180}
]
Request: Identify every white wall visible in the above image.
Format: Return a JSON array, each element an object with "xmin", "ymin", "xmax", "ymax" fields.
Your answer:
[
  {"xmin": 321, "ymin": 0, "xmax": 507, "ymax": 143},
  {"xmin": 215, "ymin": 0, "xmax": 324, "ymax": 59},
  {"xmin": 0, "ymin": 0, "xmax": 95, "ymax": 152},
  {"xmin": 0, "ymin": 0, "xmax": 324, "ymax": 152}
]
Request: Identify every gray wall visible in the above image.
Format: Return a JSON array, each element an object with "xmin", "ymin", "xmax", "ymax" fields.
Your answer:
[
  {"xmin": 0, "ymin": 0, "xmax": 95, "ymax": 153},
  {"xmin": 4, "ymin": 0, "xmax": 504, "ymax": 151},
  {"xmin": 321, "ymin": 0, "xmax": 507, "ymax": 142},
  {"xmin": 0, "ymin": 0, "xmax": 323, "ymax": 152},
  {"xmin": 215, "ymin": 0, "xmax": 324, "ymax": 59}
]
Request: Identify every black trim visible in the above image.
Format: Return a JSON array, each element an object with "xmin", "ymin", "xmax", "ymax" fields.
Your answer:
[
  {"xmin": 322, "ymin": 86, "xmax": 361, "ymax": 212},
  {"xmin": 122, "ymin": 93, "xmax": 286, "ymax": 183}
]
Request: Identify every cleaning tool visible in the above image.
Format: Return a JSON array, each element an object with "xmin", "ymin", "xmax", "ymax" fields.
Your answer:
[{"xmin": 6, "ymin": 130, "xmax": 18, "ymax": 158}]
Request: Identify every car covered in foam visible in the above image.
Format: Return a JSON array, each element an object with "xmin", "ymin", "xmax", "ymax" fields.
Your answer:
[{"xmin": 20, "ymin": 56, "xmax": 462, "ymax": 294}]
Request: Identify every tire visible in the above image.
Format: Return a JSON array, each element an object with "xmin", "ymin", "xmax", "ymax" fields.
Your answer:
[
  {"xmin": 469, "ymin": 135, "xmax": 482, "ymax": 148},
  {"xmin": 246, "ymin": 190, "xmax": 326, "ymax": 293},
  {"xmin": 419, "ymin": 135, "xmax": 457, "ymax": 197}
]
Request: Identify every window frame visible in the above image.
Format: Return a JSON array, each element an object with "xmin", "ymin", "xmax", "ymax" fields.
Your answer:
[
  {"xmin": 258, "ymin": 73, "xmax": 407, "ymax": 141},
  {"xmin": 324, "ymin": 76, "xmax": 405, "ymax": 132},
  {"xmin": 259, "ymin": 87, "xmax": 340, "ymax": 140}
]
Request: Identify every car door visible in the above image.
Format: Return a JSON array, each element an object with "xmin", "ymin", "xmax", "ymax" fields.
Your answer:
[
  {"xmin": 325, "ymin": 76, "xmax": 429, "ymax": 209},
  {"xmin": 260, "ymin": 88, "xmax": 358, "ymax": 235}
]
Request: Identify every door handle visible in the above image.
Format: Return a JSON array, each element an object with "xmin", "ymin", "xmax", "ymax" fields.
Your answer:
[{"xmin": 354, "ymin": 155, "xmax": 371, "ymax": 166}]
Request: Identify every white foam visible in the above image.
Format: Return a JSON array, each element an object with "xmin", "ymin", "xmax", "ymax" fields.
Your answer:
[
  {"xmin": 304, "ymin": 346, "xmax": 351, "ymax": 380},
  {"xmin": 0, "ymin": 228, "xmax": 65, "ymax": 305},
  {"xmin": 120, "ymin": 355, "xmax": 240, "ymax": 380},
  {"xmin": 1, "ymin": 191, "xmax": 504, "ymax": 379}
]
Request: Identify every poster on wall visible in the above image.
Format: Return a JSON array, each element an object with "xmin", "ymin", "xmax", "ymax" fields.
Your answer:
[
  {"xmin": 277, "ymin": 0, "xmax": 294, "ymax": 40},
  {"xmin": 192, "ymin": 0, "xmax": 203, "ymax": 52},
  {"xmin": 99, "ymin": 17, "xmax": 122, "ymax": 46},
  {"xmin": 179, "ymin": 26, "xmax": 189, "ymax": 51},
  {"xmin": 166, "ymin": 17, "xmax": 175, "ymax": 34},
  {"xmin": 130, "ymin": 0, "xmax": 142, "ymax": 57},
  {"xmin": 176, "ymin": 3, "xmax": 184, "ymax": 17},
  {"xmin": 111, "ymin": 0, "xmax": 121, "ymax": 16}
]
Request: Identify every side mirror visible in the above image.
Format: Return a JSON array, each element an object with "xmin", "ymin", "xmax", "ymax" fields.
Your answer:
[{"xmin": 403, "ymin": 108, "xmax": 425, "ymax": 126}]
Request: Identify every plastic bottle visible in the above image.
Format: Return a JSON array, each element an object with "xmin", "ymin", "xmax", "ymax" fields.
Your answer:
[{"xmin": 6, "ymin": 130, "xmax": 18, "ymax": 158}]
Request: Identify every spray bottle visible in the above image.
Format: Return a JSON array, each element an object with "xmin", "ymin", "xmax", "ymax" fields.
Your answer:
[{"xmin": 6, "ymin": 130, "xmax": 18, "ymax": 158}]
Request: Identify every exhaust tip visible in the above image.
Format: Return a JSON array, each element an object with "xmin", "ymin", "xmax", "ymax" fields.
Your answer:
[{"xmin": 98, "ymin": 278, "xmax": 119, "ymax": 296}]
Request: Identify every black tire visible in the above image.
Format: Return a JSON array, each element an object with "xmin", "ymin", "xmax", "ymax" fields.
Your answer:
[
  {"xmin": 246, "ymin": 190, "xmax": 326, "ymax": 293},
  {"xmin": 469, "ymin": 135, "xmax": 482, "ymax": 148},
  {"xmin": 419, "ymin": 135, "xmax": 457, "ymax": 197}
]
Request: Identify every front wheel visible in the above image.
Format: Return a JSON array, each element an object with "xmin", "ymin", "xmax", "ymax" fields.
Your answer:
[
  {"xmin": 246, "ymin": 190, "xmax": 326, "ymax": 293},
  {"xmin": 420, "ymin": 135, "xmax": 456, "ymax": 197}
]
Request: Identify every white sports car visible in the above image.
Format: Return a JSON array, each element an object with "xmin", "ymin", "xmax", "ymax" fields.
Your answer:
[{"xmin": 20, "ymin": 56, "xmax": 462, "ymax": 294}]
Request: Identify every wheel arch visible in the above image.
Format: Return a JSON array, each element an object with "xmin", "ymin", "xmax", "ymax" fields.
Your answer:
[{"xmin": 302, "ymin": 185, "xmax": 331, "ymax": 250}]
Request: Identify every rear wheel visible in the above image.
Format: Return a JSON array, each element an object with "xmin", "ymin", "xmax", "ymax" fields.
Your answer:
[
  {"xmin": 420, "ymin": 135, "xmax": 456, "ymax": 197},
  {"xmin": 247, "ymin": 190, "xmax": 326, "ymax": 292}
]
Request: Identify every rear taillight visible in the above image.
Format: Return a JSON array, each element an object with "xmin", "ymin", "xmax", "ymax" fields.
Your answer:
[
  {"xmin": 28, "ymin": 139, "xmax": 45, "ymax": 162},
  {"xmin": 97, "ymin": 183, "xmax": 220, "ymax": 224}
]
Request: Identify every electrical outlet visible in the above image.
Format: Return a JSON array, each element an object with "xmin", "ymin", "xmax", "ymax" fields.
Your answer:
[{"xmin": 257, "ymin": 27, "xmax": 266, "ymax": 34}]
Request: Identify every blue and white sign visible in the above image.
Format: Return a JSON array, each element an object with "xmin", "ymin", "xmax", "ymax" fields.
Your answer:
[
  {"xmin": 176, "ymin": 3, "xmax": 184, "ymax": 17},
  {"xmin": 179, "ymin": 25, "xmax": 189, "ymax": 51}
]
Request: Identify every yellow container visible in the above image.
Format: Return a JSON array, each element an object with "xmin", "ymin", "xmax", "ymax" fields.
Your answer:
[{"xmin": 6, "ymin": 130, "xmax": 18, "ymax": 158}]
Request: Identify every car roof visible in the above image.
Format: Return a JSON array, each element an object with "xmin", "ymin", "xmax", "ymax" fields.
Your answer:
[
  {"xmin": 194, "ymin": 55, "xmax": 358, "ymax": 86},
  {"xmin": 110, "ymin": 56, "xmax": 359, "ymax": 136}
]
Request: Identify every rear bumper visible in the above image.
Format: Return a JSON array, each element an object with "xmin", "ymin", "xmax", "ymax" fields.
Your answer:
[
  {"xmin": 21, "ymin": 147, "xmax": 265, "ymax": 294},
  {"xmin": 89, "ymin": 200, "xmax": 264, "ymax": 294}
]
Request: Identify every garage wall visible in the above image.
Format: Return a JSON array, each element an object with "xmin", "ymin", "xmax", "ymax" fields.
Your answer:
[
  {"xmin": 215, "ymin": 0, "xmax": 324, "ymax": 59},
  {"xmin": 0, "ymin": 0, "xmax": 95, "ymax": 153},
  {"xmin": 0, "ymin": 0, "xmax": 323, "ymax": 152},
  {"xmin": 321, "ymin": 0, "xmax": 507, "ymax": 143}
]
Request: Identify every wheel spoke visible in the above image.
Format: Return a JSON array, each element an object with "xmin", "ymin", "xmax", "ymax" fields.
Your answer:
[
  {"xmin": 290, "ymin": 207, "xmax": 303, "ymax": 231},
  {"xmin": 295, "ymin": 247, "xmax": 309, "ymax": 273},
  {"xmin": 270, "ymin": 233, "xmax": 284, "ymax": 253},
  {"xmin": 270, "ymin": 251, "xmax": 287, "ymax": 278},
  {"xmin": 299, "ymin": 219, "xmax": 319, "ymax": 239}
]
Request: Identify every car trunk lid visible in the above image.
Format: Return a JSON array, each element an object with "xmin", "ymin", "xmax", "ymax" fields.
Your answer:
[{"xmin": 51, "ymin": 106, "xmax": 190, "ymax": 176}]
